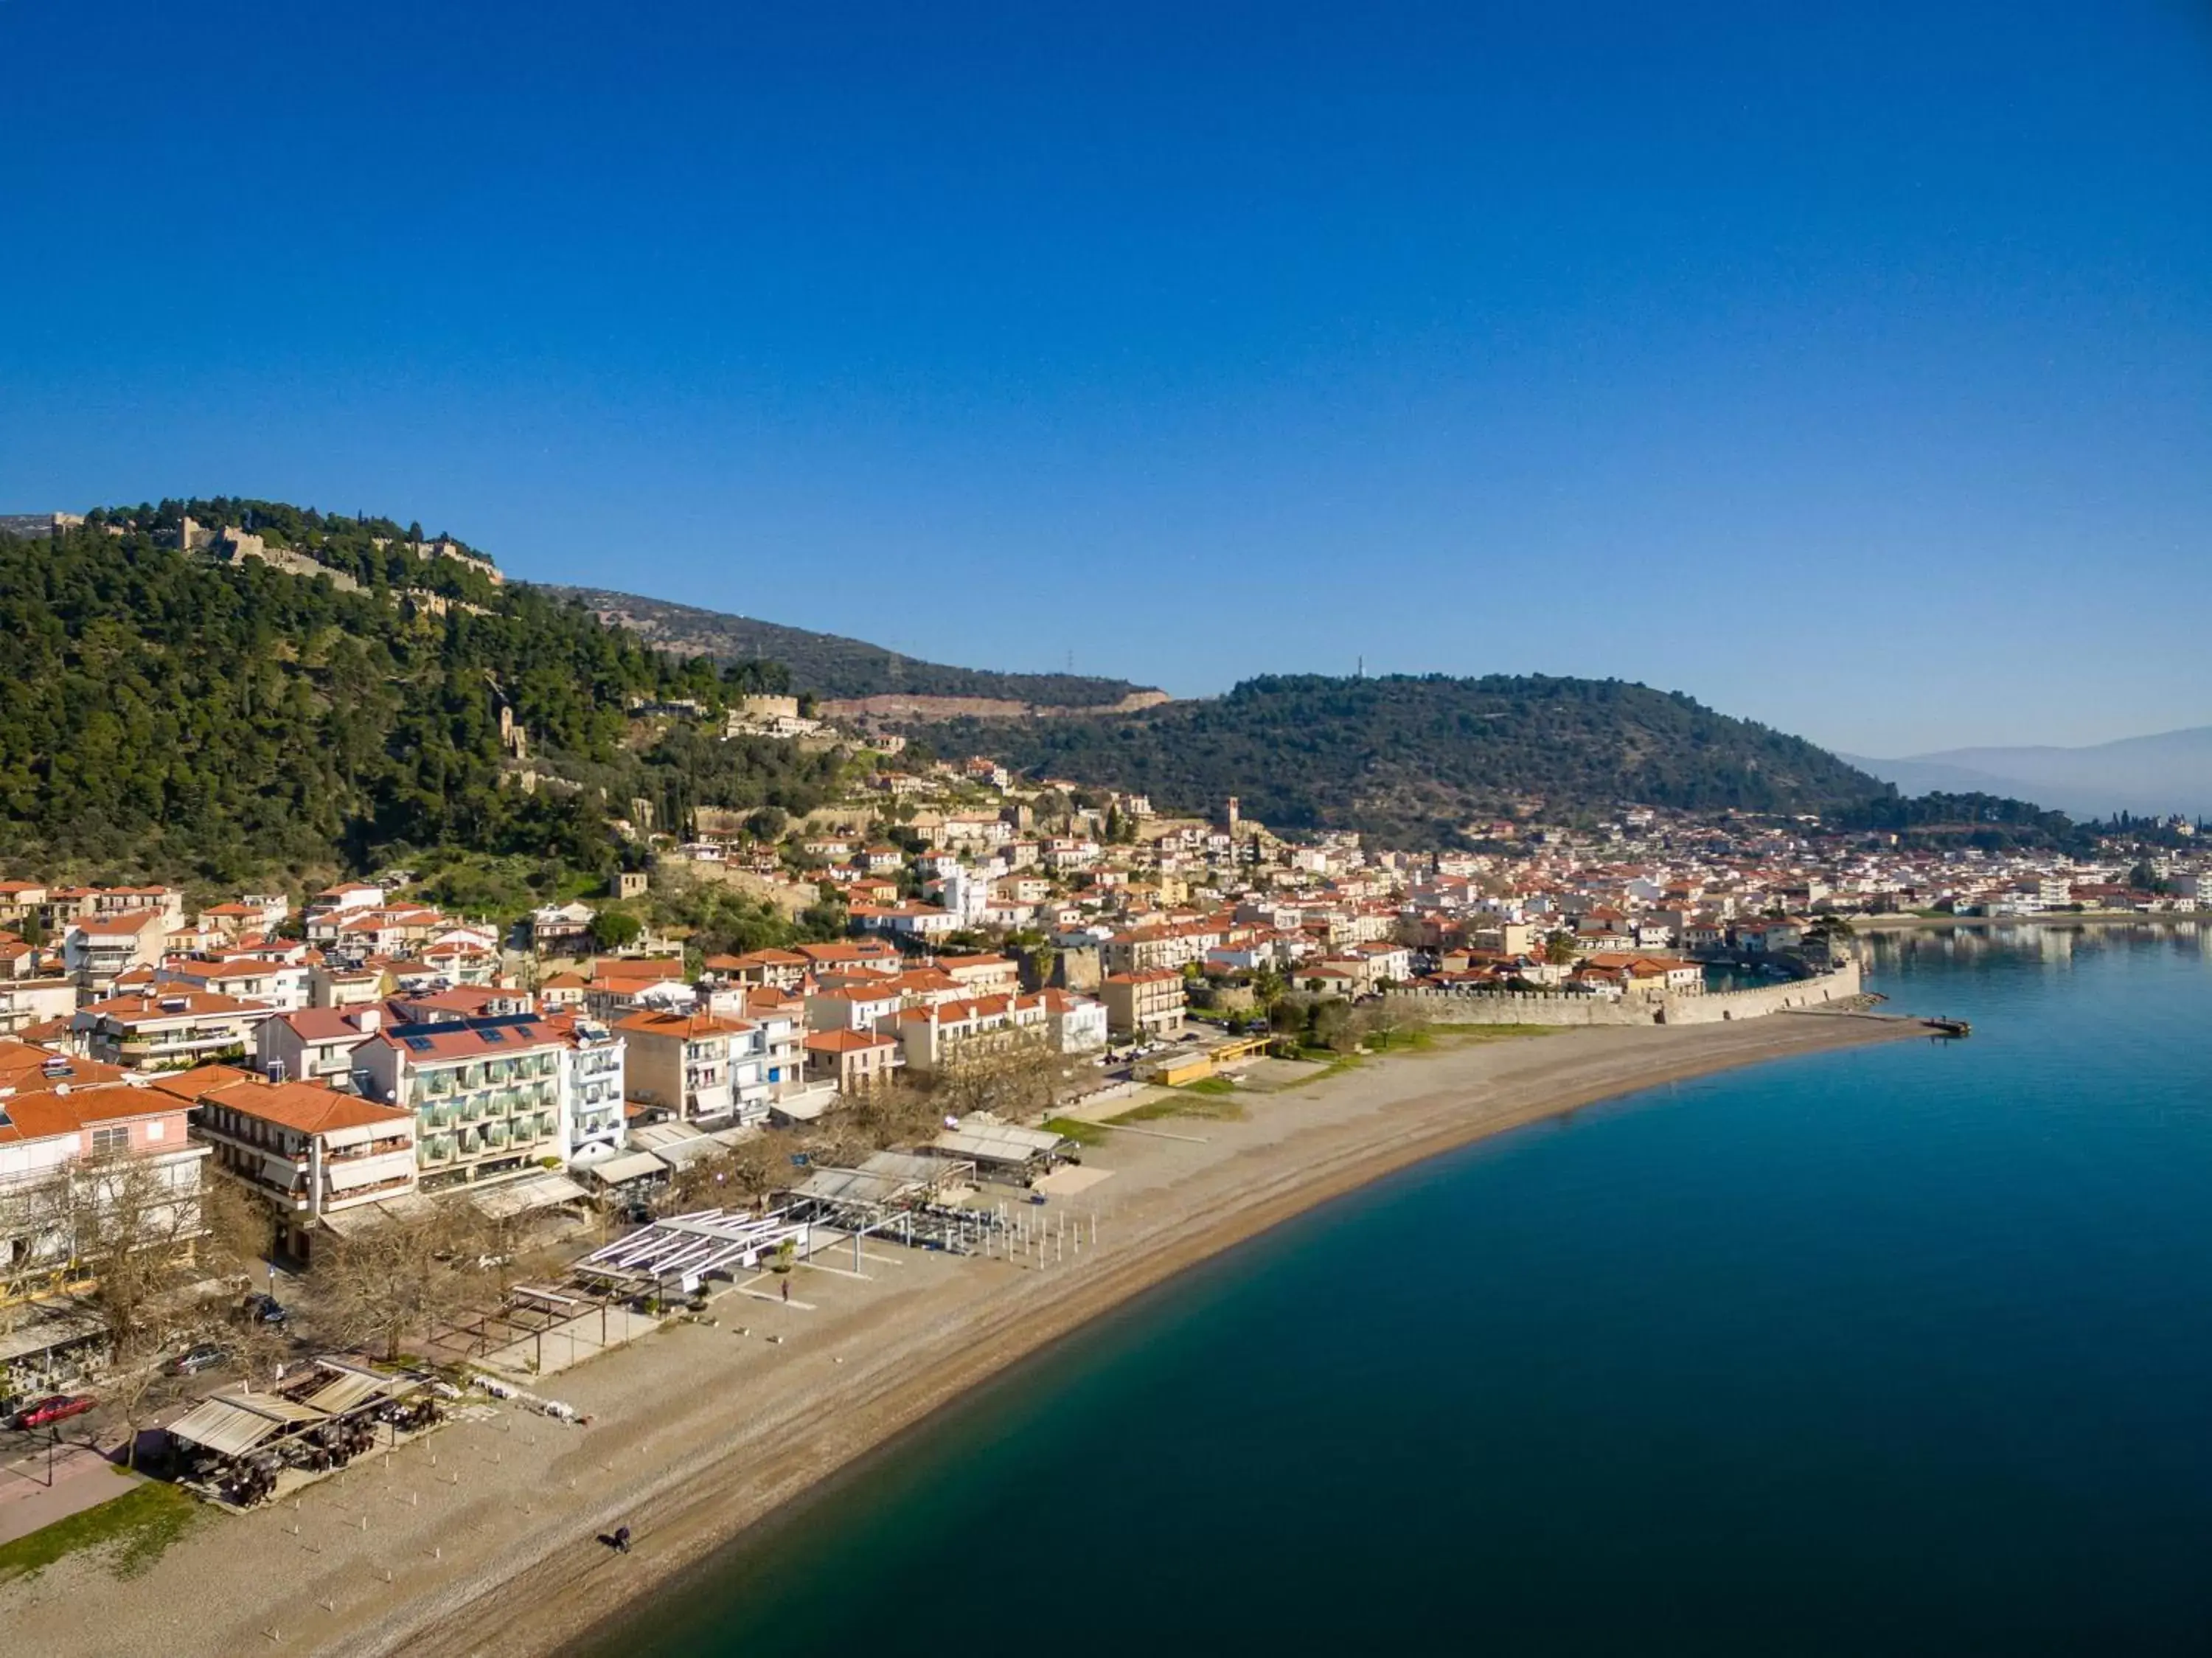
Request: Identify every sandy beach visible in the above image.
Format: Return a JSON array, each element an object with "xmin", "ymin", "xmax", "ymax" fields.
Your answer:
[{"xmin": 0, "ymin": 1013, "xmax": 1921, "ymax": 1658}]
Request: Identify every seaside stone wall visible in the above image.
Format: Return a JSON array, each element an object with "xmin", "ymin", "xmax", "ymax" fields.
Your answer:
[{"xmin": 1385, "ymin": 959, "xmax": 1863, "ymax": 1028}]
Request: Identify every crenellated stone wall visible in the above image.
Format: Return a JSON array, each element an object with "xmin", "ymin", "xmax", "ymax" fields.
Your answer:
[{"xmin": 1384, "ymin": 959, "xmax": 1863, "ymax": 1027}]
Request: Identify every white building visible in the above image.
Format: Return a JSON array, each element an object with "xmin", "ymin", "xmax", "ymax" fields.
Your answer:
[{"xmin": 559, "ymin": 1017, "xmax": 626, "ymax": 1165}]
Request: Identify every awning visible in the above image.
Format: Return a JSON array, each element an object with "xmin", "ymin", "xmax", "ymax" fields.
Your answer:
[
  {"xmin": 0, "ymin": 1300, "xmax": 106, "ymax": 1367},
  {"xmin": 327, "ymin": 1158, "xmax": 406, "ymax": 1192},
  {"xmin": 652, "ymin": 1135, "xmax": 731, "ymax": 1170},
  {"xmin": 297, "ymin": 1360, "xmax": 417, "ymax": 1416},
  {"xmin": 582, "ymin": 1151, "xmax": 669, "ymax": 1188},
  {"xmin": 301, "ymin": 1372, "xmax": 385, "ymax": 1415},
  {"xmin": 167, "ymin": 1394, "xmax": 319, "ymax": 1458},
  {"xmin": 793, "ymin": 1151, "xmax": 952, "ymax": 1207},
  {"xmin": 171, "ymin": 1357, "xmax": 418, "ymax": 1457},
  {"xmin": 469, "ymin": 1171, "xmax": 590, "ymax": 1221},
  {"xmin": 933, "ymin": 1119, "xmax": 1067, "ymax": 1165},
  {"xmin": 315, "ymin": 1205, "xmax": 383, "ymax": 1241},
  {"xmin": 630, "ymin": 1122, "xmax": 709, "ymax": 1154},
  {"xmin": 768, "ymin": 1087, "xmax": 837, "ymax": 1124}
]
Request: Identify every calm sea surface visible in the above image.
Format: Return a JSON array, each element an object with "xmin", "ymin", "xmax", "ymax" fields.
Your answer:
[{"xmin": 602, "ymin": 926, "xmax": 2212, "ymax": 1657}]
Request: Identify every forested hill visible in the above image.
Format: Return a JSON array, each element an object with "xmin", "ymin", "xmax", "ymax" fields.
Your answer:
[
  {"xmin": 546, "ymin": 586, "xmax": 1156, "ymax": 708},
  {"xmin": 0, "ymin": 522, "xmax": 841, "ymax": 885},
  {"xmin": 924, "ymin": 673, "xmax": 1897, "ymax": 844}
]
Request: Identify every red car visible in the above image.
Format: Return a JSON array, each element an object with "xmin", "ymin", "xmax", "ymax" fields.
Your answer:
[{"xmin": 12, "ymin": 1394, "xmax": 94, "ymax": 1431}]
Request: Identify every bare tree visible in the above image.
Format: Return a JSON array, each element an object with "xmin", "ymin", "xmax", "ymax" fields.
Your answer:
[
  {"xmin": 659, "ymin": 1151, "xmax": 738, "ymax": 1215},
  {"xmin": 0, "ymin": 1169, "xmax": 69, "ymax": 1315},
  {"xmin": 795, "ymin": 1118, "xmax": 873, "ymax": 1173},
  {"xmin": 57, "ymin": 1152, "xmax": 216, "ymax": 1468},
  {"xmin": 196, "ymin": 1176, "xmax": 278, "ymax": 1294},
  {"xmin": 71, "ymin": 1152, "xmax": 209, "ymax": 1371},
  {"xmin": 317, "ymin": 1207, "xmax": 474, "ymax": 1363},
  {"xmin": 846, "ymin": 1076, "xmax": 947, "ymax": 1148},
  {"xmin": 720, "ymin": 1137, "xmax": 791, "ymax": 1213},
  {"xmin": 929, "ymin": 1034, "xmax": 1074, "ymax": 1125}
]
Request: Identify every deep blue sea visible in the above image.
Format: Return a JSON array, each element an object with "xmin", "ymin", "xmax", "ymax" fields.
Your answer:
[{"xmin": 605, "ymin": 926, "xmax": 2212, "ymax": 1657}]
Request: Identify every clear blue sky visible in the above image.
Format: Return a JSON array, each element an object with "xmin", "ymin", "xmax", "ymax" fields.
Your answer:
[{"xmin": 4, "ymin": 1, "xmax": 2208, "ymax": 756}]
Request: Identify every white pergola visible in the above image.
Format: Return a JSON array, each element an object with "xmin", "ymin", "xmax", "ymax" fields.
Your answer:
[{"xmin": 572, "ymin": 1207, "xmax": 810, "ymax": 1294}]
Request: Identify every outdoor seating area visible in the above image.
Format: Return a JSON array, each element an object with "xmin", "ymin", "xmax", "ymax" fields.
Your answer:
[
  {"xmin": 167, "ymin": 1356, "xmax": 442, "ymax": 1508},
  {"xmin": 0, "ymin": 1298, "xmax": 108, "ymax": 1409}
]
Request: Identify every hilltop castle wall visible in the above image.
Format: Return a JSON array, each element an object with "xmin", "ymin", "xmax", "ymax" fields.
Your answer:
[{"xmin": 1384, "ymin": 959, "xmax": 1863, "ymax": 1027}]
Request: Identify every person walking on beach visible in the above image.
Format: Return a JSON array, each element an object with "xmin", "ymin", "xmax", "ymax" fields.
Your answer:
[{"xmin": 613, "ymin": 1525, "xmax": 631, "ymax": 1555}]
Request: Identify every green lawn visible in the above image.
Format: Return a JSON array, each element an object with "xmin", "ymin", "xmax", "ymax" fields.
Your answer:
[
  {"xmin": 1041, "ymin": 1115, "xmax": 1110, "ymax": 1146},
  {"xmin": 0, "ymin": 1478, "xmax": 203, "ymax": 1584}
]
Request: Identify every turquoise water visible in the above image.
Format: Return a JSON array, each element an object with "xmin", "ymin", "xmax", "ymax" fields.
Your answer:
[{"xmin": 602, "ymin": 926, "xmax": 2212, "ymax": 1657}]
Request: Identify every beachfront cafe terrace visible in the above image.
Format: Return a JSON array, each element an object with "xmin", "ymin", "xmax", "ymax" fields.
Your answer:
[{"xmin": 167, "ymin": 1356, "xmax": 438, "ymax": 1506}]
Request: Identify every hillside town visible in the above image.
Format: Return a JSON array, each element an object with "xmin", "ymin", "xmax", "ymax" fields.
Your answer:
[{"xmin": 0, "ymin": 730, "xmax": 2204, "ymax": 1564}]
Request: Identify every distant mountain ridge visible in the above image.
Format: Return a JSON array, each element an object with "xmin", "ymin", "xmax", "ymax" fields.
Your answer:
[
  {"xmin": 0, "ymin": 499, "xmax": 2107, "ymax": 878},
  {"xmin": 1847, "ymin": 726, "xmax": 2212, "ymax": 821},
  {"xmin": 543, "ymin": 586, "xmax": 1161, "ymax": 712}
]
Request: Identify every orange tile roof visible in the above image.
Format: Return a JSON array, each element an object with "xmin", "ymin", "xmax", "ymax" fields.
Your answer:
[
  {"xmin": 173, "ymin": 1072, "xmax": 412, "ymax": 1135},
  {"xmin": 80, "ymin": 990, "xmax": 268, "ymax": 1024},
  {"xmin": 0, "ymin": 1040, "xmax": 132, "ymax": 1095},
  {"xmin": 613, "ymin": 1009, "xmax": 753, "ymax": 1039},
  {"xmin": 804, "ymin": 1028, "xmax": 897, "ymax": 1053}
]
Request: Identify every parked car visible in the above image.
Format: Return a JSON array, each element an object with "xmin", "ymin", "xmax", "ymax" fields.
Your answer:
[
  {"xmin": 241, "ymin": 1293, "xmax": 289, "ymax": 1325},
  {"xmin": 167, "ymin": 1342, "xmax": 227, "ymax": 1376},
  {"xmin": 12, "ymin": 1393, "xmax": 94, "ymax": 1431}
]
